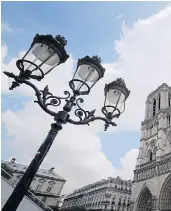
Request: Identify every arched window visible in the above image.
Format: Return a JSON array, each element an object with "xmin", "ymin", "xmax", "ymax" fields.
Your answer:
[
  {"xmin": 150, "ymin": 125, "xmax": 153, "ymax": 136},
  {"xmin": 153, "ymin": 147, "xmax": 157, "ymax": 160},
  {"xmin": 147, "ymin": 150, "xmax": 153, "ymax": 161},
  {"xmin": 153, "ymin": 99, "xmax": 156, "ymax": 117},
  {"xmin": 169, "ymin": 94, "xmax": 171, "ymax": 107},
  {"xmin": 167, "ymin": 114, "xmax": 171, "ymax": 126},
  {"xmin": 46, "ymin": 183, "xmax": 54, "ymax": 193},
  {"xmin": 36, "ymin": 179, "xmax": 45, "ymax": 191},
  {"xmin": 150, "ymin": 152, "xmax": 153, "ymax": 161},
  {"xmin": 42, "ymin": 196, "xmax": 47, "ymax": 203},
  {"xmin": 150, "ymin": 151, "xmax": 153, "ymax": 161},
  {"xmin": 36, "ymin": 184, "xmax": 43, "ymax": 191},
  {"xmin": 158, "ymin": 94, "xmax": 161, "ymax": 110},
  {"xmin": 147, "ymin": 127, "xmax": 149, "ymax": 137}
]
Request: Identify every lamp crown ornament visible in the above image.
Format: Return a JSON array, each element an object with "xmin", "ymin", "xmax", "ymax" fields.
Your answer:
[
  {"xmin": 105, "ymin": 78, "xmax": 130, "ymax": 99},
  {"xmin": 116, "ymin": 77, "xmax": 126, "ymax": 86},
  {"xmin": 77, "ymin": 55, "xmax": 101, "ymax": 63},
  {"xmin": 54, "ymin": 35, "xmax": 67, "ymax": 47},
  {"xmin": 77, "ymin": 55, "xmax": 105, "ymax": 77},
  {"xmin": 29, "ymin": 33, "xmax": 69, "ymax": 73},
  {"xmin": 92, "ymin": 55, "xmax": 102, "ymax": 63},
  {"xmin": 32, "ymin": 33, "xmax": 67, "ymax": 47}
]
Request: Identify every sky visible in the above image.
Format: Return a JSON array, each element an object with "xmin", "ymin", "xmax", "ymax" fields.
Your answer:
[{"xmin": 1, "ymin": 1, "xmax": 171, "ymax": 194}]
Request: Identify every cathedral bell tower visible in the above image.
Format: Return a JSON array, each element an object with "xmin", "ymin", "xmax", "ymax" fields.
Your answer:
[{"xmin": 131, "ymin": 83, "xmax": 171, "ymax": 211}]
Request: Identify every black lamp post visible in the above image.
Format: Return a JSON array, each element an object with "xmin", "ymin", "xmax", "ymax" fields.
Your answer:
[{"xmin": 2, "ymin": 33, "xmax": 130, "ymax": 211}]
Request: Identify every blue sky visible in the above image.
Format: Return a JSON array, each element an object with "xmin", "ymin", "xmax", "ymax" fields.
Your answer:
[{"xmin": 1, "ymin": 1, "xmax": 169, "ymax": 170}]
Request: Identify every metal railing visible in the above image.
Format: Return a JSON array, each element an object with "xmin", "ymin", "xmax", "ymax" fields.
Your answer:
[{"xmin": 1, "ymin": 167, "xmax": 54, "ymax": 211}]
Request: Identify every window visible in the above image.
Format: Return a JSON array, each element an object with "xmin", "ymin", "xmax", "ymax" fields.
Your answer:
[
  {"xmin": 167, "ymin": 114, "xmax": 171, "ymax": 126},
  {"xmin": 150, "ymin": 125, "xmax": 153, "ymax": 136},
  {"xmin": 36, "ymin": 184, "xmax": 42, "ymax": 191},
  {"xmin": 46, "ymin": 186, "xmax": 52, "ymax": 192},
  {"xmin": 169, "ymin": 94, "xmax": 171, "ymax": 107},
  {"xmin": 158, "ymin": 94, "xmax": 161, "ymax": 110},
  {"xmin": 150, "ymin": 151, "xmax": 153, "ymax": 161},
  {"xmin": 147, "ymin": 127, "xmax": 149, "ymax": 137},
  {"xmin": 149, "ymin": 151, "xmax": 153, "ymax": 161},
  {"xmin": 147, "ymin": 149, "xmax": 153, "ymax": 161},
  {"xmin": 153, "ymin": 99, "xmax": 156, "ymax": 117},
  {"xmin": 42, "ymin": 196, "xmax": 47, "ymax": 203},
  {"xmin": 17, "ymin": 175, "xmax": 22, "ymax": 179},
  {"xmin": 153, "ymin": 147, "xmax": 157, "ymax": 160},
  {"xmin": 118, "ymin": 198, "xmax": 122, "ymax": 205}
]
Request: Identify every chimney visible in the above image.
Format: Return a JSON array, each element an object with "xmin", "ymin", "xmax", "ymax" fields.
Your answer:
[
  {"xmin": 11, "ymin": 158, "xmax": 16, "ymax": 163},
  {"xmin": 49, "ymin": 167, "xmax": 55, "ymax": 173}
]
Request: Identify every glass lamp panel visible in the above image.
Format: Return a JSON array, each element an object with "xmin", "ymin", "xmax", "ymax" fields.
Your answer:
[
  {"xmin": 22, "ymin": 43, "xmax": 60, "ymax": 75},
  {"xmin": 106, "ymin": 89, "xmax": 125, "ymax": 105},
  {"xmin": 117, "ymin": 100, "xmax": 125, "ymax": 113},
  {"xmin": 32, "ymin": 43, "xmax": 60, "ymax": 66},
  {"xmin": 77, "ymin": 64, "xmax": 99, "ymax": 82},
  {"xmin": 106, "ymin": 89, "xmax": 125, "ymax": 113},
  {"xmin": 22, "ymin": 53, "xmax": 42, "ymax": 73},
  {"xmin": 73, "ymin": 64, "xmax": 99, "ymax": 93}
]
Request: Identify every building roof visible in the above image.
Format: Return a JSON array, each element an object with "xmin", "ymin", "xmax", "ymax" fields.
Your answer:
[
  {"xmin": 1, "ymin": 160, "xmax": 66, "ymax": 182},
  {"xmin": 147, "ymin": 83, "xmax": 171, "ymax": 100},
  {"xmin": 69, "ymin": 176, "xmax": 132, "ymax": 195}
]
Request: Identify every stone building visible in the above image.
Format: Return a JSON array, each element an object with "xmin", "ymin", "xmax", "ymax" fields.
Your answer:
[
  {"xmin": 1, "ymin": 158, "xmax": 66, "ymax": 208},
  {"xmin": 62, "ymin": 177, "xmax": 132, "ymax": 210},
  {"xmin": 131, "ymin": 83, "xmax": 171, "ymax": 211}
]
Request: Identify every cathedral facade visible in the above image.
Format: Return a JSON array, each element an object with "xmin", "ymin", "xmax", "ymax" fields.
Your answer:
[{"xmin": 131, "ymin": 83, "xmax": 171, "ymax": 211}]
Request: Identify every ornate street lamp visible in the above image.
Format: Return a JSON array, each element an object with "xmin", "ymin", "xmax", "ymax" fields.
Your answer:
[
  {"xmin": 2, "ymin": 33, "xmax": 130, "ymax": 211},
  {"xmin": 103, "ymin": 78, "xmax": 130, "ymax": 130},
  {"xmin": 69, "ymin": 55, "xmax": 105, "ymax": 95}
]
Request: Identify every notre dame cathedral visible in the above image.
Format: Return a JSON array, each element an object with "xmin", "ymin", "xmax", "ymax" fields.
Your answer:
[{"xmin": 131, "ymin": 83, "xmax": 171, "ymax": 211}]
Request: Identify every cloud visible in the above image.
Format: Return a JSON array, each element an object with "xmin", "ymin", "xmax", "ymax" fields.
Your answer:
[
  {"xmin": 2, "ymin": 22, "xmax": 23, "ymax": 33},
  {"xmin": 2, "ymin": 22, "xmax": 13, "ymax": 33},
  {"xmin": 2, "ymin": 5, "xmax": 171, "ymax": 194},
  {"xmin": 114, "ymin": 149, "xmax": 139, "ymax": 180},
  {"xmin": 114, "ymin": 5, "xmax": 171, "ymax": 132}
]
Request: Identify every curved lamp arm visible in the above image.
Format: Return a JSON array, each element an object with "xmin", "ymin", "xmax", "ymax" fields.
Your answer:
[
  {"xmin": 68, "ymin": 116, "xmax": 117, "ymax": 126},
  {"xmin": 21, "ymin": 81, "xmax": 71, "ymax": 117},
  {"xmin": 3, "ymin": 71, "xmax": 71, "ymax": 117},
  {"xmin": 67, "ymin": 97, "xmax": 117, "ymax": 130}
]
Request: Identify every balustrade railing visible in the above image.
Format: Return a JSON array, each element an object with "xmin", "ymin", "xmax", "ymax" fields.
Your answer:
[{"xmin": 134, "ymin": 153, "xmax": 171, "ymax": 182}]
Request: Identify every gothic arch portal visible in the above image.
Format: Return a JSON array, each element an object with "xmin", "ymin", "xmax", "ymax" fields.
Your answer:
[
  {"xmin": 137, "ymin": 186, "xmax": 153, "ymax": 211},
  {"xmin": 159, "ymin": 174, "xmax": 171, "ymax": 211}
]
